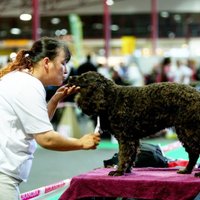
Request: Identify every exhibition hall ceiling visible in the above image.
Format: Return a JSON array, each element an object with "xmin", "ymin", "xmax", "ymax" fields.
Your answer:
[
  {"xmin": 0, "ymin": 0, "xmax": 200, "ymax": 17},
  {"xmin": 0, "ymin": 0, "xmax": 200, "ymax": 42}
]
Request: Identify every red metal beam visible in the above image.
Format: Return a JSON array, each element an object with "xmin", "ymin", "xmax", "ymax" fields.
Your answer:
[
  {"xmin": 32, "ymin": 0, "xmax": 40, "ymax": 41},
  {"xmin": 151, "ymin": 0, "xmax": 158, "ymax": 55},
  {"xmin": 103, "ymin": 0, "xmax": 111, "ymax": 64}
]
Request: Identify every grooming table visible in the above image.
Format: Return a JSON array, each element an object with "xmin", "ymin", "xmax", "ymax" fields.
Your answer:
[{"xmin": 59, "ymin": 167, "xmax": 200, "ymax": 200}]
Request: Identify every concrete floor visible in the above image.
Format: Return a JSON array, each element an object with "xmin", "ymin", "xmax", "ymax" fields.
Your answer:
[
  {"xmin": 19, "ymin": 146, "xmax": 117, "ymax": 193},
  {"xmin": 19, "ymin": 108, "xmax": 116, "ymax": 195}
]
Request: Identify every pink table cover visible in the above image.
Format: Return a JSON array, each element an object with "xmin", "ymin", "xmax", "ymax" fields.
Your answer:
[{"xmin": 59, "ymin": 168, "xmax": 200, "ymax": 200}]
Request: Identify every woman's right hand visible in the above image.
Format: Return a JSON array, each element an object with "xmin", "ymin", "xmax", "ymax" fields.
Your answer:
[
  {"xmin": 34, "ymin": 131, "xmax": 101, "ymax": 151},
  {"xmin": 79, "ymin": 132, "xmax": 101, "ymax": 150},
  {"xmin": 52, "ymin": 85, "xmax": 80, "ymax": 103}
]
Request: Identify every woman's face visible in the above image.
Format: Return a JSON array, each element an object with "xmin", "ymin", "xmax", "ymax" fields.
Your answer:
[{"xmin": 48, "ymin": 48, "xmax": 68, "ymax": 86}]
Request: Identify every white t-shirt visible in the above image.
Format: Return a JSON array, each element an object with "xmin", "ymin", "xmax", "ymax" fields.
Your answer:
[
  {"xmin": 0, "ymin": 71, "xmax": 53, "ymax": 181},
  {"xmin": 174, "ymin": 65, "xmax": 193, "ymax": 84}
]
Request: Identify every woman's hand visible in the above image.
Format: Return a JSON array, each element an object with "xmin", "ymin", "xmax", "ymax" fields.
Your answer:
[
  {"xmin": 79, "ymin": 132, "xmax": 101, "ymax": 150},
  {"xmin": 34, "ymin": 131, "xmax": 101, "ymax": 151},
  {"xmin": 47, "ymin": 85, "xmax": 80, "ymax": 119},
  {"xmin": 52, "ymin": 85, "xmax": 80, "ymax": 104}
]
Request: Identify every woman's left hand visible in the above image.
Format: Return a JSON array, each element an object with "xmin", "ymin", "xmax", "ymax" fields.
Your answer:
[{"xmin": 52, "ymin": 85, "xmax": 80, "ymax": 103}]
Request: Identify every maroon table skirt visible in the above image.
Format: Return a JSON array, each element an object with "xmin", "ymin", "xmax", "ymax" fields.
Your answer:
[{"xmin": 59, "ymin": 167, "xmax": 200, "ymax": 200}]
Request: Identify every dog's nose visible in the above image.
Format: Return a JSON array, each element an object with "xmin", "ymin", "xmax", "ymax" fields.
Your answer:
[
  {"xmin": 68, "ymin": 75, "xmax": 78, "ymax": 85},
  {"xmin": 69, "ymin": 76, "xmax": 75, "ymax": 81}
]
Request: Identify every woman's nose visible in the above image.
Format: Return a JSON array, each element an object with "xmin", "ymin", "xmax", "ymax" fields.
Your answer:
[{"xmin": 63, "ymin": 64, "xmax": 67, "ymax": 74}]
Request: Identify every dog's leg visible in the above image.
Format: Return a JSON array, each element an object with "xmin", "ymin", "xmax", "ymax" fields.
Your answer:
[
  {"xmin": 108, "ymin": 139, "xmax": 139, "ymax": 176},
  {"xmin": 125, "ymin": 140, "xmax": 140, "ymax": 173},
  {"xmin": 194, "ymin": 169, "xmax": 200, "ymax": 177},
  {"xmin": 177, "ymin": 149, "xmax": 199, "ymax": 175}
]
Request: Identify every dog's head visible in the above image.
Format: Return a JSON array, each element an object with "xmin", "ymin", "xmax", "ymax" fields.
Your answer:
[{"xmin": 68, "ymin": 71, "xmax": 115, "ymax": 116}]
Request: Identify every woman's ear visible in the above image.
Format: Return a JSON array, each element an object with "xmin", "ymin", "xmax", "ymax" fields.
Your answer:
[{"xmin": 43, "ymin": 57, "xmax": 50, "ymax": 71}]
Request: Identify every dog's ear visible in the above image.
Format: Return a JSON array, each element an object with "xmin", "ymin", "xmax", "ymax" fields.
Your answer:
[
  {"xmin": 77, "ymin": 79, "xmax": 108, "ymax": 115},
  {"xmin": 90, "ymin": 82, "xmax": 107, "ymax": 113},
  {"xmin": 75, "ymin": 71, "xmax": 116, "ymax": 115}
]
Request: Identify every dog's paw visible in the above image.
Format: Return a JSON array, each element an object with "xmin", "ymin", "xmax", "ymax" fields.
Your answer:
[
  {"xmin": 194, "ymin": 172, "xmax": 200, "ymax": 177},
  {"xmin": 108, "ymin": 170, "xmax": 124, "ymax": 176},
  {"xmin": 125, "ymin": 168, "xmax": 132, "ymax": 173},
  {"xmin": 177, "ymin": 168, "xmax": 192, "ymax": 174}
]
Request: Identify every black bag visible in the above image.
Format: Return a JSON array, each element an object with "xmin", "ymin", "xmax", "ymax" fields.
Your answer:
[
  {"xmin": 104, "ymin": 143, "xmax": 169, "ymax": 168},
  {"xmin": 134, "ymin": 143, "xmax": 168, "ymax": 168}
]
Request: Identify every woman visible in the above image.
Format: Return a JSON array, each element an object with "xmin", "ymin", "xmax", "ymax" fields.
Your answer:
[{"xmin": 0, "ymin": 37, "xmax": 100, "ymax": 199}]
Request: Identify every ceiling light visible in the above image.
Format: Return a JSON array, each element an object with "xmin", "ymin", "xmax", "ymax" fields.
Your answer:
[
  {"xmin": 10, "ymin": 28, "xmax": 21, "ymax": 35},
  {"xmin": 55, "ymin": 30, "xmax": 61, "ymax": 36},
  {"xmin": 106, "ymin": 0, "xmax": 114, "ymax": 6},
  {"xmin": 168, "ymin": 32, "xmax": 175, "ymax": 38},
  {"xmin": 93, "ymin": 23, "xmax": 103, "ymax": 29},
  {"xmin": 20, "ymin": 13, "xmax": 32, "ymax": 21},
  {"xmin": 60, "ymin": 29, "xmax": 67, "ymax": 35},
  {"xmin": 174, "ymin": 14, "xmax": 181, "ymax": 22},
  {"xmin": 51, "ymin": 18, "xmax": 60, "ymax": 25},
  {"xmin": 55, "ymin": 29, "xmax": 68, "ymax": 36},
  {"xmin": 0, "ymin": 30, "xmax": 7, "ymax": 37},
  {"xmin": 111, "ymin": 24, "xmax": 119, "ymax": 31},
  {"xmin": 160, "ymin": 11, "xmax": 169, "ymax": 18}
]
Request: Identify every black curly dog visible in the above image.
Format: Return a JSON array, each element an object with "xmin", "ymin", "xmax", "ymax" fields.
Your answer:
[{"xmin": 68, "ymin": 71, "xmax": 200, "ymax": 177}]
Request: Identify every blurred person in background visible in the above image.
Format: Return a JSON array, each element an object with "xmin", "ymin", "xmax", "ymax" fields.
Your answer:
[
  {"xmin": 116, "ymin": 60, "xmax": 144, "ymax": 86},
  {"xmin": 77, "ymin": 54, "xmax": 97, "ymax": 75},
  {"xmin": 97, "ymin": 63, "xmax": 112, "ymax": 79},
  {"xmin": 187, "ymin": 59, "xmax": 197, "ymax": 81},
  {"xmin": 0, "ymin": 37, "xmax": 100, "ymax": 200},
  {"xmin": 156, "ymin": 57, "xmax": 174, "ymax": 83},
  {"xmin": 173, "ymin": 59, "xmax": 193, "ymax": 84},
  {"xmin": 118, "ymin": 62, "xmax": 129, "ymax": 82},
  {"xmin": 125, "ymin": 61, "xmax": 144, "ymax": 86},
  {"xmin": 110, "ymin": 67, "xmax": 128, "ymax": 85},
  {"xmin": 195, "ymin": 63, "xmax": 200, "ymax": 81}
]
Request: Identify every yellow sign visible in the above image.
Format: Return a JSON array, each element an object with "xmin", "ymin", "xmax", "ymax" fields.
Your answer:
[
  {"xmin": 121, "ymin": 36, "xmax": 136, "ymax": 55},
  {"xmin": 3, "ymin": 39, "xmax": 31, "ymax": 47}
]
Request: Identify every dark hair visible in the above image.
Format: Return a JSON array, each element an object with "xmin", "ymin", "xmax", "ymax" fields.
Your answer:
[
  {"xmin": 161, "ymin": 57, "xmax": 171, "ymax": 66},
  {"xmin": 0, "ymin": 37, "xmax": 71, "ymax": 77}
]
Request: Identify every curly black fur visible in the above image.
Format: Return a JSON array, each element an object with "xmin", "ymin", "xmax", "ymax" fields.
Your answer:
[{"xmin": 68, "ymin": 71, "xmax": 200, "ymax": 177}]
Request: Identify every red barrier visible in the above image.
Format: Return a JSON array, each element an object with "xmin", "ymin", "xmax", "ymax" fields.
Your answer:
[{"xmin": 20, "ymin": 179, "xmax": 71, "ymax": 200}]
